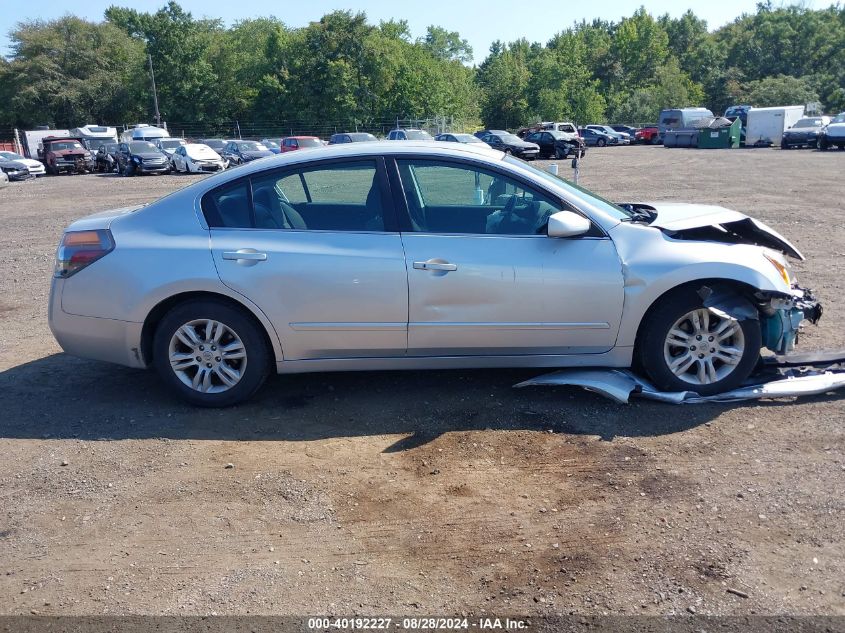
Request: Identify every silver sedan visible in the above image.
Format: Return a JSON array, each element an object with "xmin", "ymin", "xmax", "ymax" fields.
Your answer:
[{"xmin": 49, "ymin": 142, "xmax": 821, "ymax": 406}]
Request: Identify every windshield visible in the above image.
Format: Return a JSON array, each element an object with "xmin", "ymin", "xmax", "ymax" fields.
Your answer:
[
  {"xmin": 159, "ymin": 139, "xmax": 185, "ymax": 148},
  {"xmin": 204, "ymin": 140, "xmax": 225, "ymax": 149},
  {"xmin": 129, "ymin": 142, "xmax": 158, "ymax": 152},
  {"xmin": 239, "ymin": 142, "xmax": 266, "ymax": 151},
  {"xmin": 832, "ymin": 114, "xmax": 845, "ymax": 124},
  {"xmin": 48, "ymin": 141, "xmax": 84, "ymax": 151},
  {"xmin": 547, "ymin": 131, "xmax": 568, "ymax": 139},
  {"xmin": 263, "ymin": 140, "xmax": 280, "ymax": 149},
  {"xmin": 298, "ymin": 138, "xmax": 322, "ymax": 148},
  {"xmin": 504, "ymin": 155, "xmax": 632, "ymax": 221},
  {"xmin": 500, "ymin": 134, "xmax": 523, "ymax": 144},
  {"xmin": 455, "ymin": 134, "xmax": 482, "ymax": 143},
  {"xmin": 349, "ymin": 133, "xmax": 376, "ymax": 141},
  {"xmin": 405, "ymin": 130, "xmax": 433, "ymax": 140},
  {"xmin": 793, "ymin": 119, "xmax": 823, "ymax": 128},
  {"xmin": 0, "ymin": 151, "xmax": 24, "ymax": 160}
]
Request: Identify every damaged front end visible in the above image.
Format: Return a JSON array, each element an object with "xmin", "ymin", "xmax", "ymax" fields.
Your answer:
[{"xmin": 700, "ymin": 284, "xmax": 822, "ymax": 355}]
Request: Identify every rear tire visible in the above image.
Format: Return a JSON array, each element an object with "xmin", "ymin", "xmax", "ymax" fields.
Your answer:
[
  {"xmin": 152, "ymin": 300, "xmax": 272, "ymax": 407},
  {"xmin": 636, "ymin": 288, "xmax": 761, "ymax": 395},
  {"xmin": 597, "ymin": 138, "xmax": 606, "ymax": 147}
]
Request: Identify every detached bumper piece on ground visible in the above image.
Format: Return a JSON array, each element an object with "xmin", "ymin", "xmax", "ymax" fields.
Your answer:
[{"xmin": 516, "ymin": 350, "xmax": 845, "ymax": 404}]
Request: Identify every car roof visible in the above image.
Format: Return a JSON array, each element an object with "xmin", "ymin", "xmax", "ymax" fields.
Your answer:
[{"xmin": 285, "ymin": 136, "xmax": 320, "ymax": 140}]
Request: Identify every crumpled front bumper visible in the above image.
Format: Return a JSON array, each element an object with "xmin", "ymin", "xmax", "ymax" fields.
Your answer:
[{"xmin": 699, "ymin": 284, "xmax": 822, "ymax": 356}]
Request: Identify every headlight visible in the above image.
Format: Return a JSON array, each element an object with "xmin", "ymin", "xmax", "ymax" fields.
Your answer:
[
  {"xmin": 132, "ymin": 156, "xmax": 141, "ymax": 163},
  {"xmin": 764, "ymin": 253, "xmax": 791, "ymax": 286}
]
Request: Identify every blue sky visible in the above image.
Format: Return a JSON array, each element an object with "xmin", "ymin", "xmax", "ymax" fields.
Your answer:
[{"xmin": 2, "ymin": 0, "xmax": 786, "ymax": 63}]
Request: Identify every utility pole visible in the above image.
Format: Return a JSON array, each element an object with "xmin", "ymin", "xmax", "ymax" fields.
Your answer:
[{"xmin": 148, "ymin": 54, "xmax": 161, "ymax": 126}]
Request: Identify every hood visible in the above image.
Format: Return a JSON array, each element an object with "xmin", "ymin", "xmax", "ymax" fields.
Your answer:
[
  {"xmin": 825, "ymin": 121, "xmax": 845, "ymax": 137},
  {"xmin": 134, "ymin": 152, "xmax": 167, "ymax": 160},
  {"xmin": 507, "ymin": 140, "xmax": 538, "ymax": 149},
  {"xmin": 624, "ymin": 202, "xmax": 804, "ymax": 260},
  {"xmin": 15, "ymin": 157, "xmax": 43, "ymax": 168},
  {"xmin": 1, "ymin": 160, "xmax": 29, "ymax": 171},
  {"xmin": 243, "ymin": 150, "xmax": 274, "ymax": 159},
  {"xmin": 50, "ymin": 148, "xmax": 88, "ymax": 157},
  {"xmin": 187, "ymin": 148, "xmax": 222, "ymax": 161}
]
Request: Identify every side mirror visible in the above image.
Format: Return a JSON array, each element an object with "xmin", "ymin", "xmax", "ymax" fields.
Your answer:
[{"xmin": 547, "ymin": 211, "xmax": 591, "ymax": 238}]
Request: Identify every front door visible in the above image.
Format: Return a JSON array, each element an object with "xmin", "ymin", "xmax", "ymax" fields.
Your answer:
[
  {"xmin": 206, "ymin": 158, "xmax": 408, "ymax": 360},
  {"xmin": 393, "ymin": 157, "xmax": 624, "ymax": 356}
]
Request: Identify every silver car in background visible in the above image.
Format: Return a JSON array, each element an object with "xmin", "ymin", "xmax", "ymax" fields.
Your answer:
[{"xmin": 50, "ymin": 142, "xmax": 821, "ymax": 406}]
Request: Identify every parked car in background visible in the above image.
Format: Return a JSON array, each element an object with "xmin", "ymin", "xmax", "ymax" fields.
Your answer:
[
  {"xmin": 171, "ymin": 144, "xmax": 226, "ymax": 174},
  {"xmin": 221, "ymin": 140, "xmax": 274, "ymax": 166},
  {"xmin": 281, "ymin": 136, "xmax": 323, "ymax": 152},
  {"xmin": 260, "ymin": 139, "xmax": 282, "ymax": 154},
  {"xmin": 199, "ymin": 139, "xmax": 228, "ymax": 154},
  {"xmin": 42, "ymin": 137, "xmax": 95, "ymax": 174},
  {"xmin": 155, "ymin": 137, "xmax": 188, "ymax": 158},
  {"xmin": 474, "ymin": 129, "xmax": 508, "ymax": 140},
  {"xmin": 0, "ymin": 150, "xmax": 46, "ymax": 177},
  {"xmin": 819, "ymin": 112, "xmax": 845, "ymax": 150},
  {"xmin": 387, "ymin": 129, "xmax": 434, "ymax": 141},
  {"xmin": 0, "ymin": 155, "xmax": 33, "ymax": 181},
  {"xmin": 95, "ymin": 143, "xmax": 121, "ymax": 173},
  {"xmin": 116, "ymin": 141, "xmax": 171, "ymax": 176},
  {"xmin": 579, "ymin": 128, "xmax": 616, "ymax": 147},
  {"xmin": 523, "ymin": 130, "xmax": 585, "ymax": 159},
  {"xmin": 48, "ymin": 141, "xmax": 821, "ymax": 406},
  {"xmin": 611, "ymin": 125, "xmax": 638, "ymax": 137},
  {"xmin": 635, "ymin": 125, "xmax": 659, "ymax": 144},
  {"xmin": 781, "ymin": 116, "xmax": 831, "ymax": 149},
  {"xmin": 479, "ymin": 132, "xmax": 539, "ymax": 159},
  {"xmin": 434, "ymin": 133, "xmax": 489, "ymax": 146},
  {"xmin": 328, "ymin": 133, "xmax": 377, "ymax": 144},
  {"xmin": 586, "ymin": 125, "xmax": 631, "ymax": 144}
]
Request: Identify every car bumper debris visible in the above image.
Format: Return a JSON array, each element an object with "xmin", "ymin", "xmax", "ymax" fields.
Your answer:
[{"xmin": 516, "ymin": 357, "xmax": 845, "ymax": 405}]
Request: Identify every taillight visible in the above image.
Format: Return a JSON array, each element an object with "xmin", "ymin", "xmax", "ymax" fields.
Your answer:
[{"xmin": 54, "ymin": 229, "xmax": 115, "ymax": 278}]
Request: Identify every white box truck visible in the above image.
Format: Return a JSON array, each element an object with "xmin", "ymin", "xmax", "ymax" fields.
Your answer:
[{"xmin": 745, "ymin": 106, "xmax": 804, "ymax": 146}]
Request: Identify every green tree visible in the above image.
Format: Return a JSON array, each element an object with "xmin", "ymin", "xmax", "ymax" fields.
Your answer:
[
  {"xmin": 420, "ymin": 26, "xmax": 473, "ymax": 63},
  {"xmin": 3, "ymin": 16, "xmax": 146, "ymax": 128},
  {"xmin": 739, "ymin": 74, "xmax": 820, "ymax": 107},
  {"xmin": 106, "ymin": 1, "xmax": 224, "ymax": 125}
]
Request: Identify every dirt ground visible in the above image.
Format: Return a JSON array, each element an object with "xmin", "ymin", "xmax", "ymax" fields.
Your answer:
[{"xmin": 0, "ymin": 146, "xmax": 843, "ymax": 618}]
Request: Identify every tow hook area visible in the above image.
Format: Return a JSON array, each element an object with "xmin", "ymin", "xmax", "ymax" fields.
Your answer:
[{"xmin": 760, "ymin": 287, "xmax": 823, "ymax": 355}]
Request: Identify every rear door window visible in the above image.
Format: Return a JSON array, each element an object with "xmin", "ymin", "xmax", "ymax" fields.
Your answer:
[{"xmin": 202, "ymin": 160, "xmax": 388, "ymax": 231}]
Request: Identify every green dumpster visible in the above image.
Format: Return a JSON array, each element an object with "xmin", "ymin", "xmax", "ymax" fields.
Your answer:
[{"xmin": 697, "ymin": 117, "xmax": 741, "ymax": 149}]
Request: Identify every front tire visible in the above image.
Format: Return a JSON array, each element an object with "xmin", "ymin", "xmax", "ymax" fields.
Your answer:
[
  {"xmin": 597, "ymin": 138, "xmax": 606, "ymax": 147},
  {"xmin": 152, "ymin": 300, "xmax": 271, "ymax": 407},
  {"xmin": 637, "ymin": 288, "xmax": 761, "ymax": 395}
]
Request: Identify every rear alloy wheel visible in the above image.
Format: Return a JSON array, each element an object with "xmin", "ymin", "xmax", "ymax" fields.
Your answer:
[
  {"xmin": 637, "ymin": 289, "xmax": 761, "ymax": 395},
  {"xmin": 153, "ymin": 300, "xmax": 271, "ymax": 406}
]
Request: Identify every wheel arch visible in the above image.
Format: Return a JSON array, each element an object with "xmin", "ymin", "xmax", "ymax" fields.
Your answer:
[
  {"xmin": 140, "ymin": 290, "xmax": 282, "ymax": 368},
  {"xmin": 631, "ymin": 278, "xmax": 761, "ymax": 359}
]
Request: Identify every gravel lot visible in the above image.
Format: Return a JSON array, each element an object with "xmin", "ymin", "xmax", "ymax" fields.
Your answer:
[{"xmin": 0, "ymin": 146, "xmax": 843, "ymax": 617}]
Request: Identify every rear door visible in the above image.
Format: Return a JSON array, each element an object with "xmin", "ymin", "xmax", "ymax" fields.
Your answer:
[{"xmin": 206, "ymin": 157, "xmax": 408, "ymax": 360}]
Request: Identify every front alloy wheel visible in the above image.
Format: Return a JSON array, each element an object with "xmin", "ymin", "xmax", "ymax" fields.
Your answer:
[
  {"xmin": 662, "ymin": 309, "xmax": 745, "ymax": 386},
  {"xmin": 637, "ymin": 288, "xmax": 761, "ymax": 395}
]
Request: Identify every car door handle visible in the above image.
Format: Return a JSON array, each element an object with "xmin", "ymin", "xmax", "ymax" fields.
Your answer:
[
  {"xmin": 223, "ymin": 250, "xmax": 267, "ymax": 262},
  {"xmin": 413, "ymin": 260, "xmax": 457, "ymax": 271}
]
